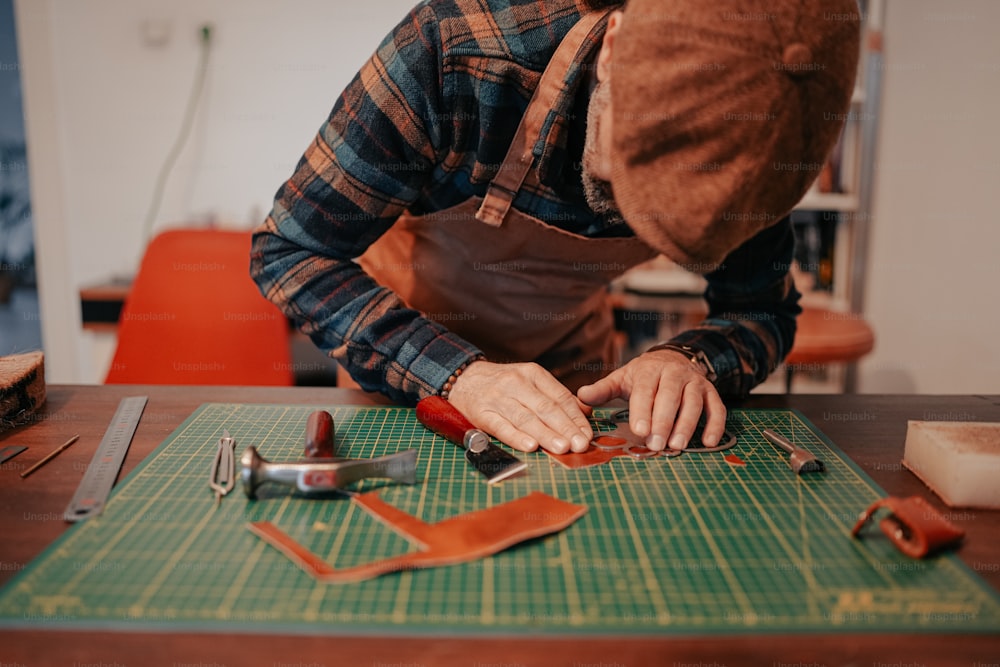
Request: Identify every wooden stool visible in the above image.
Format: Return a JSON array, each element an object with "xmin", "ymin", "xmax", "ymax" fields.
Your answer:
[
  {"xmin": 784, "ymin": 307, "xmax": 875, "ymax": 392},
  {"xmin": 676, "ymin": 304, "xmax": 875, "ymax": 393}
]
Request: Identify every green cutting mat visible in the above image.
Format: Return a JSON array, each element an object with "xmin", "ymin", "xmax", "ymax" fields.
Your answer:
[{"xmin": 2, "ymin": 404, "xmax": 999, "ymax": 635}]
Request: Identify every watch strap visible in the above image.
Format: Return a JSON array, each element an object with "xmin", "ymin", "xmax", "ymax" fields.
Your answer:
[{"xmin": 645, "ymin": 342, "xmax": 718, "ymax": 383}]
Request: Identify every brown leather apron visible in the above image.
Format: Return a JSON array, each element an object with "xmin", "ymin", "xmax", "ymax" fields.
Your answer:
[{"xmin": 357, "ymin": 10, "xmax": 657, "ymax": 392}]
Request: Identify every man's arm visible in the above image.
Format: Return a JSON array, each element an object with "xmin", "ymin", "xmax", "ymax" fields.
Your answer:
[
  {"xmin": 250, "ymin": 5, "xmax": 484, "ymax": 405},
  {"xmin": 666, "ymin": 215, "xmax": 802, "ymax": 399},
  {"xmin": 577, "ymin": 216, "xmax": 800, "ymax": 451}
]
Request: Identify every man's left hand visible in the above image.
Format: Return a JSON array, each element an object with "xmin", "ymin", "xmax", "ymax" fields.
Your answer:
[{"xmin": 576, "ymin": 349, "xmax": 726, "ymax": 452}]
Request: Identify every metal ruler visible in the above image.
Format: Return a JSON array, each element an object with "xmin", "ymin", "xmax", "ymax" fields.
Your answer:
[{"xmin": 64, "ymin": 395, "xmax": 148, "ymax": 522}]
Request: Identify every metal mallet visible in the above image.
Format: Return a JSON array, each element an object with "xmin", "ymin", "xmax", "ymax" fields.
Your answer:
[
  {"xmin": 762, "ymin": 429, "xmax": 826, "ymax": 474},
  {"xmin": 240, "ymin": 446, "xmax": 418, "ymax": 499}
]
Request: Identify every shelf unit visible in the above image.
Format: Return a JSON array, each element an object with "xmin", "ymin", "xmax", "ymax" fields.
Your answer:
[
  {"xmin": 790, "ymin": 0, "xmax": 884, "ymax": 391},
  {"xmin": 794, "ymin": 1, "xmax": 883, "ymax": 311}
]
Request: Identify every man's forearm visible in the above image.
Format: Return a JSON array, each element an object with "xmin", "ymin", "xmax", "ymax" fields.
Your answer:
[
  {"xmin": 659, "ymin": 217, "xmax": 802, "ymax": 399},
  {"xmin": 250, "ymin": 215, "xmax": 484, "ymax": 404}
]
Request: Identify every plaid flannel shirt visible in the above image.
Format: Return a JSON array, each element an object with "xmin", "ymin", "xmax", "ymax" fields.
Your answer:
[{"xmin": 250, "ymin": 0, "xmax": 801, "ymax": 405}]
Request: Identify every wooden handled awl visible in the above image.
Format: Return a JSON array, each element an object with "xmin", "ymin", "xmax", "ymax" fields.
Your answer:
[{"xmin": 416, "ymin": 396, "xmax": 526, "ymax": 484}]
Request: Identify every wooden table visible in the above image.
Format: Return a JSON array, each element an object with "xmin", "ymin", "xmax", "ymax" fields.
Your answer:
[{"xmin": 2, "ymin": 385, "xmax": 998, "ymax": 665}]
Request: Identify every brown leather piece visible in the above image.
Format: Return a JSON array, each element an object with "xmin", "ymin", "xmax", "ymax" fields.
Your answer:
[
  {"xmin": 546, "ymin": 445, "xmax": 631, "ymax": 469},
  {"xmin": 724, "ymin": 453, "xmax": 747, "ymax": 467},
  {"xmin": 851, "ymin": 495, "xmax": 965, "ymax": 558},
  {"xmin": 248, "ymin": 491, "xmax": 587, "ymax": 582},
  {"xmin": 547, "ymin": 435, "xmax": 672, "ymax": 468}
]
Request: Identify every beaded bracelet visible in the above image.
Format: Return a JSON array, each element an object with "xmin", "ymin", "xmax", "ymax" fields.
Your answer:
[{"xmin": 439, "ymin": 355, "xmax": 485, "ymax": 400}]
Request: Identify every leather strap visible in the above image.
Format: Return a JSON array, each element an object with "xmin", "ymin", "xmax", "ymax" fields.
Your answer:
[
  {"xmin": 248, "ymin": 490, "xmax": 587, "ymax": 582},
  {"xmin": 851, "ymin": 495, "xmax": 965, "ymax": 558},
  {"xmin": 476, "ymin": 9, "xmax": 611, "ymax": 227}
]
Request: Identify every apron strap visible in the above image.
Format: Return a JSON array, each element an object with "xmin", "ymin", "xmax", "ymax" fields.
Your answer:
[{"xmin": 476, "ymin": 9, "xmax": 612, "ymax": 227}]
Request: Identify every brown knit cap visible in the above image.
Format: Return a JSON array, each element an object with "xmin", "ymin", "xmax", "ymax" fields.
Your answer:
[{"xmin": 609, "ymin": 0, "xmax": 861, "ymax": 272}]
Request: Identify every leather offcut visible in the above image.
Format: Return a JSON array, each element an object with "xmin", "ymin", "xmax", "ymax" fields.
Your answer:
[{"xmin": 248, "ymin": 490, "xmax": 587, "ymax": 582}]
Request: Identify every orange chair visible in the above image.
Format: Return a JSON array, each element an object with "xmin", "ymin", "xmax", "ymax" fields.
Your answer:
[{"xmin": 105, "ymin": 228, "xmax": 294, "ymax": 386}]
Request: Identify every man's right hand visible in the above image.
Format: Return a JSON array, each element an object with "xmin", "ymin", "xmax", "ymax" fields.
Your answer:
[{"xmin": 446, "ymin": 360, "xmax": 593, "ymax": 455}]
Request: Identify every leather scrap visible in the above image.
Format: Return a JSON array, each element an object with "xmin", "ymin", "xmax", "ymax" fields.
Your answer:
[
  {"xmin": 248, "ymin": 490, "xmax": 587, "ymax": 582},
  {"xmin": 851, "ymin": 495, "xmax": 965, "ymax": 558},
  {"xmin": 546, "ymin": 435, "xmax": 651, "ymax": 468},
  {"xmin": 724, "ymin": 453, "xmax": 747, "ymax": 467},
  {"xmin": 547, "ymin": 446, "xmax": 626, "ymax": 469}
]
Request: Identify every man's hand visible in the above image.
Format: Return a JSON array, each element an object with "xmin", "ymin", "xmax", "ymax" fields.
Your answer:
[
  {"xmin": 447, "ymin": 361, "xmax": 593, "ymax": 455},
  {"xmin": 576, "ymin": 349, "xmax": 726, "ymax": 452}
]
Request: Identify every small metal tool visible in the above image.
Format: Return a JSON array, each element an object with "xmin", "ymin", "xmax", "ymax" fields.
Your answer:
[
  {"xmin": 210, "ymin": 429, "xmax": 237, "ymax": 505},
  {"xmin": 20, "ymin": 435, "xmax": 79, "ymax": 478},
  {"xmin": 593, "ymin": 409, "xmax": 736, "ymax": 458},
  {"xmin": 416, "ymin": 397, "xmax": 526, "ymax": 484},
  {"xmin": 0, "ymin": 445, "xmax": 28, "ymax": 465},
  {"xmin": 240, "ymin": 446, "xmax": 418, "ymax": 499},
  {"xmin": 65, "ymin": 395, "xmax": 147, "ymax": 522},
  {"xmin": 762, "ymin": 428, "xmax": 826, "ymax": 474}
]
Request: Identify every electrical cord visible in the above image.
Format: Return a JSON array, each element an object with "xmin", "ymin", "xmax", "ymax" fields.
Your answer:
[{"xmin": 140, "ymin": 24, "xmax": 213, "ymax": 250}]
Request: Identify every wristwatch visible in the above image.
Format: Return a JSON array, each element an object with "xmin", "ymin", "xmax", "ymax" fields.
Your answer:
[{"xmin": 646, "ymin": 342, "xmax": 718, "ymax": 384}]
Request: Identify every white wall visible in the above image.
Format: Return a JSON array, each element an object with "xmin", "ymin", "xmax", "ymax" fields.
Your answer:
[
  {"xmin": 860, "ymin": 0, "xmax": 1000, "ymax": 393},
  {"xmin": 16, "ymin": 0, "xmax": 414, "ymax": 381},
  {"xmin": 16, "ymin": 0, "xmax": 1000, "ymax": 391}
]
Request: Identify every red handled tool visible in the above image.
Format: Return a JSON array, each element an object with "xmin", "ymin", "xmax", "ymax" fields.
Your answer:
[
  {"xmin": 304, "ymin": 410, "xmax": 336, "ymax": 458},
  {"xmin": 416, "ymin": 396, "xmax": 526, "ymax": 484}
]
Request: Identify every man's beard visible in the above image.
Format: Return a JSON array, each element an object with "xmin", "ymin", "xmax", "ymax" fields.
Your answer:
[{"xmin": 580, "ymin": 80, "xmax": 623, "ymax": 220}]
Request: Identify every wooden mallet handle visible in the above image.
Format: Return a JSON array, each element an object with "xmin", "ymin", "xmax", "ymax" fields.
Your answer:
[{"xmin": 304, "ymin": 410, "xmax": 335, "ymax": 458}]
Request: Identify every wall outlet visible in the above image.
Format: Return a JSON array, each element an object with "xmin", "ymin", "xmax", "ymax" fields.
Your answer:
[{"xmin": 139, "ymin": 19, "xmax": 172, "ymax": 48}]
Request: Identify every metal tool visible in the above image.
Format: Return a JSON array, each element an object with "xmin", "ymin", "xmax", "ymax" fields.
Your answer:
[
  {"xmin": 209, "ymin": 429, "xmax": 236, "ymax": 505},
  {"xmin": 762, "ymin": 428, "xmax": 826, "ymax": 474},
  {"xmin": 19, "ymin": 435, "xmax": 79, "ymax": 479},
  {"xmin": 416, "ymin": 396, "xmax": 527, "ymax": 484},
  {"xmin": 0, "ymin": 445, "xmax": 28, "ymax": 465},
  {"xmin": 593, "ymin": 409, "xmax": 736, "ymax": 458},
  {"xmin": 64, "ymin": 395, "xmax": 147, "ymax": 522},
  {"xmin": 241, "ymin": 446, "xmax": 418, "ymax": 499}
]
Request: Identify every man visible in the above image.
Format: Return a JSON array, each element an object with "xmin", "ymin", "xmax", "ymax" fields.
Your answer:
[{"xmin": 251, "ymin": 0, "xmax": 859, "ymax": 455}]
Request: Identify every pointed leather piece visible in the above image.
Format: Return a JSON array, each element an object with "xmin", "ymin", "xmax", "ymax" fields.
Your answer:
[{"xmin": 248, "ymin": 491, "xmax": 587, "ymax": 582}]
